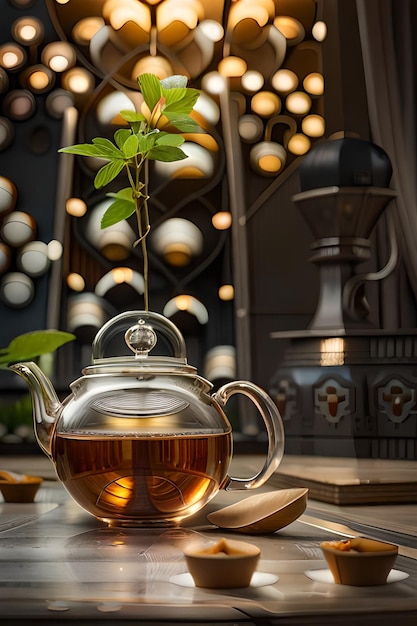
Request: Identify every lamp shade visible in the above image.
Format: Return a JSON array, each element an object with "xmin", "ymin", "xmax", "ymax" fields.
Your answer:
[
  {"xmin": 0, "ymin": 271, "xmax": 34, "ymax": 308},
  {"xmin": 152, "ymin": 218, "xmax": 204, "ymax": 267},
  {"xmin": 250, "ymin": 141, "xmax": 287, "ymax": 176},
  {"xmin": 17, "ymin": 241, "xmax": 50, "ymax": 277},
  {"xmin": 0, "ymin": 176, "xmax": 17, "ymax": 215},
  {"xmin": 298, "ymin": 136, "xmax": 393, "ymax": 191},
  {"xmin": 1, "ymin": 211, "xmax": 36, "ymax": 247},
  {"xmin": 204, "ymin": 345, "xmax": 236, "ymax": 382}
]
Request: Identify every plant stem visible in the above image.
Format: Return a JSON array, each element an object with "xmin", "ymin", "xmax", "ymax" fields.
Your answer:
[{"xmin": 131, "ymin": 158, "xmax": 150, "ymax": 311}]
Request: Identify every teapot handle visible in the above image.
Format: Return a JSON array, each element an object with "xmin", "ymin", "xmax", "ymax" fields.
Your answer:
[
  {"xmin": 212, "ymin": 380, "xmax": 285, "ymax": 490},
  {"xmin": 92, "ymin": 310, "xmax": 187, "ymax": 360}
]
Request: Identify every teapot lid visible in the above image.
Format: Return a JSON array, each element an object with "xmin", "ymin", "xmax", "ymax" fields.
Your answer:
[{"xmin": 84, "ymin": 310, "xmax": 197, "ymax": 376}]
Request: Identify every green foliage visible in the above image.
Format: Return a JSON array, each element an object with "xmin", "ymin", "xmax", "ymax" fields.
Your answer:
[
  {"xmin": 58, "ymin": 73, "xmax": 200, "ymax": 231},
  {"xmin": 58, "ymin": 73, "xmax": 201, "ymax": 310},
  {"xmin": 0, "ymin": 330, "xmax": 75, "ymax": 368}
]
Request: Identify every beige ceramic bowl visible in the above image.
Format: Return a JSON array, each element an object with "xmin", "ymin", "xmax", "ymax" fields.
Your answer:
[
  {"xmin": 0, "ymin": 474, "xmax": 43, "ymax": 503},
  {"xmin": 320, "ymin": 537, "xmax": 398, "ymax": 586},
  {"xmin": 183, "ymin": 538, "xmax": 260, "ymax": 589}
]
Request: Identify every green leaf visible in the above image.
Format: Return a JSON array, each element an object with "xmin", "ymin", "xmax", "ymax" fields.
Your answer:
[
  {"xmin": 164, "ymin": 113, "xmax": 201, "ymax": 133},
  {"xmin": 119, "ymin": 110, "xmax": 146, "ymax": 123},
  {"xmin": 101, "ymin": 198, "xmax": 136, "ymax": 228},
  {"xmin": 138, "ymin": 132, "xmax": 157, "ymax": 154},
  {"xmin": 114, "ymin": 128, "xmax": 132, "ymax": 149},
  {"xmin": 58, "ymin": 143, "xmax": 112, "ymax": 159},
  {"xmin": 94, "ymin": 159, "xmax": 126, "ymax": 188},
  {"xmin": 156, "ymin": 133, "xmax": 185, "ymax": 147},
  {"xmin": 92, "ymin": 137, "xmax": 123, "ymax": 158},
  {"xmin": 0, "ymin": 331, "xmax": 75, "ymax": 368},
  {"xmin": 107, "ymin": 187, "xmax": 135, "ymax": 201},
  {"xmin": 122, "ymin": 134, "xmax": 139, "ymax": 159},
  {"xmin": 162, "ymin": 87, "xmax": 200, "ymax": 115},
  {"xmin": 138, "ymin": 74, "xmax": 162, "ymax": 112},
  {"xmin": 147, "ymin": 145, "xmax": 188, "ymax": 162}
]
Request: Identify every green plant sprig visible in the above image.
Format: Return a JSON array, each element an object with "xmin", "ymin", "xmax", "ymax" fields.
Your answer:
[{"xmin": 59, "ymin": 73, "xmax": 201, "ymax": 311}]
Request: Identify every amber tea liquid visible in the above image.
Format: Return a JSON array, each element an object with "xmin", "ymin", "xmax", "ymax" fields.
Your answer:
[{"xmin": 53, "ymin": 431, "xmax": 232, "ymax": 526}]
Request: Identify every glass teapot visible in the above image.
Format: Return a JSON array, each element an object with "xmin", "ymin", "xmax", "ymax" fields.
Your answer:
[{"xmin": 11, "ymin": 311, "xmax": 285, "ymax": 527}]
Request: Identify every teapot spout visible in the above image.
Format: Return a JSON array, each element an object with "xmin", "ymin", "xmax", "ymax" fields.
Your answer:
[{"xmin": 9, "ymin": 362, "xmax": 62, "ymax": 458}]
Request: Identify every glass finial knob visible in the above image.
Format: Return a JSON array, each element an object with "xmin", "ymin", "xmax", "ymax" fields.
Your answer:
[{"xmin": 125, "ymin": 319, "xmax": 157, "ymax": 356}]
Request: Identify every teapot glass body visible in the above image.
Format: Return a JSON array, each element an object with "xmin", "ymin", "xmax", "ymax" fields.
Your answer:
[{"xmin": 11, "ymin": 311, "xmax": 285, "ymax": 527}]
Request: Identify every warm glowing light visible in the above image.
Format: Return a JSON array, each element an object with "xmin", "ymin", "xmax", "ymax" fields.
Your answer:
[
  {"xmin": 0, "ymin": 44, "xmax": 26, "ymax": 70},
  {"xmin": 241, "ymin": 70, "xmax": 264, "ymax": 93},
  {"xmin": 47, "ymin": 239, "xmax": 63, "ymax": 261},
  {"xmin": 199, "ymin": 19, "xmax": 224, "ymax": 42},
  {"xmin": 302, "ymin": 114, "xmax": 325, "ymax": 137},
  {"xmin": 61, "ymin": 68, "xmax": 94, "ymax": 94},
  {"xmin": 229, "ymin": 4, "xmax": 270, "ymax": 30},
  {"xmin": 312, "ymin": 20, "xmax": 327, "ymax": 42},
  {"xmin": 25, "ymin": 65, "xmax": 54, "ymax": 93},
  {"xmin": 72, "ymin": 17, "xmax": 105, "ymax": 45},
  {"xmin": 218, "ymin": 56, "xmax": 247, "ymax": 78},
  {"xmin": 218, "ymin": 284, "xmax": 234, "ymax": 301},
  {"xmin": 67, "ymin": 272, "xmax": 85, "ymax": 292},
  {"xmin": 158, "ymin": 1, "xmax": 200, "ymax": 29},
  {"xmin": 113, "ymin": 267, "xmax": 133, "ymax": 284},
  {"xmin": 260, "ymin": 155, "xmax": 281, "ymax": 172},
  {"xmin": 287, "ymin": 133, "xmax": 311, "ymax": 155},
  {"xmin": 176, "ymin": 294, "xmax": 192, "ymax": 311},
  {"xmin": 163, "ymin": 294, "xmax": 209, "ymax": 324},
  {"xmin": 152, "ymin": 217, "xmax": 204, "ymax": 267},
  {"xmin": 193, "ymin": 92, "xmax": 220, "ymax": 126},
  {"xmin": 105, "ymin": 0, "xmax": 151, "ymax": 31},
  {"xmin": 29, "ymin": 70, "xmax": 49, "ymax": 90},
  {"xmin": 271, "ymin": 69, "xmax": 298, "ymax": 94},
  {"xmin": 285, "ymin": 91, "xmax": 311, "ymax": 115},
  {"xmin": 131, "ymin": 55, "xmax": 173, "ymax": 81},
  {"xmin": 273, "ymin": 16, "xmax": 305, "ymax": 44},
  {"xmin": 95, "ymin": 268, "xmax": 144, "ymax": 297},
  {"xmin": 250, "ymin": 141, "xmax": 286, "ymax": 176},
  {"xmin": 66, "ymin": 197, "xmax": 87, "ymax": 217},
  {"xmin": 12, "ymin": 17, "xmax": 44, "ymax": 45},
  {"xmin": 212, "ymin": 211, "xmax": 232, "ymax": 230},
  {"xmin": 201, "ymin": 71, "xmax": 226, "ymax": 95},
  {"xmin": 251, "ymin": 91, "xmax": 281, "ymax": 117},
  {"xmin": 320, "ymin": 338, "xmax": 345, "ymax": 366},
  {"xmin": 41, "ymin": 42, "xmax": 76, "ymax": 73},
  {"xmin": 303, "ymin": 72, "xmax": 324, "ymax": 96}
]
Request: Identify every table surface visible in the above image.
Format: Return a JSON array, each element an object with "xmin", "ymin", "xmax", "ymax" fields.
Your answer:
[{"xmin": 0, "ymin": 454, "xmax": 416, "ymax": 625}]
